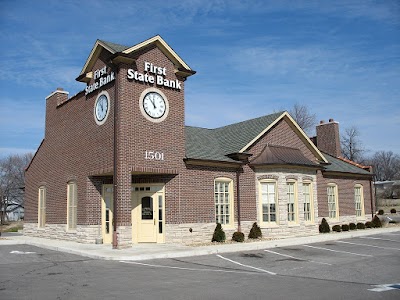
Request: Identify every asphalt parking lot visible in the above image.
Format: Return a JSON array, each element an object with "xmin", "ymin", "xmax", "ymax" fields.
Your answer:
[{"xmin": 1, "ymin": 231, "xmax": 399, "ymax": 299}]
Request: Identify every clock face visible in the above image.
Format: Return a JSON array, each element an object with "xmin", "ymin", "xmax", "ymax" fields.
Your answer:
[
  {"xmin": 142, "ymin": 92, "xmax": 166, "ymax": 119},
  {"xmin": 94, "ymin": 93, "xmax": 109, "ymax": 125}
]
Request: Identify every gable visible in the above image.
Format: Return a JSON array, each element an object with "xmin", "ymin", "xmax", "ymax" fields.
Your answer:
[{"xmin": 77, "ymin": 35, "xmax": 194, "ymax": 83}]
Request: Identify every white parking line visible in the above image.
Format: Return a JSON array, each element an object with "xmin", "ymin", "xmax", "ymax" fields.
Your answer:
[
  {"xmin": 302, "ymin": 245, "xmax": 373, "ymax": 257},
  {"xmin": 120, "ymin": 261, "xmax": 265, "ymax": 276},
  {"xmin": 216, "ymin": 254, "xmax": 276, "ymax": 275},
  {"xmin": 264, "ymin": 249, "xmax": 332, "ymax": 266},
  {"xmin": 359, "ymin": 236, "xmax": 400, "ymax": 243},
  {"xmin": 337, "ymin": 240, "xmax": 400, "ymax": 251}
]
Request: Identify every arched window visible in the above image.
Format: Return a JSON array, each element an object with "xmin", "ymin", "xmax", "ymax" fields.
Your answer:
[
  {"xmin": 38, "ymin": 186, "xmax": 46, "ymax": 228},
  {"xmin": 67, "ymin": 181, "xmax": 78, "ymax": 230},
  {"xmin": 259, "ymin": 179, "xmax": 278, "ymax": 226},
  {"xmin": 214, "ymin": 178, "xmax": 234, "ymax": 226}
]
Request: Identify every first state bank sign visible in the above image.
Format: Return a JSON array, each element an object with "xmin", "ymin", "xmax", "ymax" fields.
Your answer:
[
  {"xmin": 127, "ymin": 61, "xmax": 182, "ymax": 90},
  {"xmin": 85, "ymin": 61, "xmax": 182, "ymax": 96}
]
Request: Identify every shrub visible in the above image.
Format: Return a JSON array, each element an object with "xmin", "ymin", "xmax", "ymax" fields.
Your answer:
[
  {"xmin": 332, "ymin": 225, "xmax": 341, "ymax": 232},
  {"xmin": 232, "ymin": 231, "xmax": 245, "ymax": 242},
  {"xmin": 212, "ymin": 223, "xmax": 226, "ymax": 242},
  {"xmin": 378, "ymin": 209, "xmax": 384, "ymax": 215},
  {"xmin": 319, "ymin": 218, "xmax": 330, "ymax": 233},
  {"xmin": 365, "ymin": 221, "xmax": 373, "ymax": 228},
  {"xmin": 248, "ymin": 222, "xmax": 262, "ymax": 239},
  {"xmin": 349, "ymin": 223, "xmax": 357, "ymax": 230},
  {"xmin": 372, "ymin": 215, "xmax": 382, "ymax": 228},
  {"xmin": 341, "ymin": 224, "xmax": 350, "ymax": 231},
  {"xmin": 357, "ymin": 222, "xmax": 365, "ymax": 229},
  {"xmin": 391, "ymin": 208, "xmax": 397, "ymax": 214}
]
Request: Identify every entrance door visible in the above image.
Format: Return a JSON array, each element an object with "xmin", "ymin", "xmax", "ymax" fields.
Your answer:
[
  {"xmin": 138, "ymin": 194, "xmax": 157, "ymax": 243},
  {"xmin": 102, "ymin": 186, "xmax": 113, "ymax": 244}
]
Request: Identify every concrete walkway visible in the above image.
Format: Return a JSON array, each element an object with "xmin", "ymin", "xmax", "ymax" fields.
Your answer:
[{"xmin": 1, "ymin": 226, "xmax": 399, "ymax": 261}]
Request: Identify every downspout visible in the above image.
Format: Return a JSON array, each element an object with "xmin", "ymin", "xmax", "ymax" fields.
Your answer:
[
  {"xmin": 112, "ymin": 64, "xmax": 119, "ymax": 249},
  {"xmin": 370, "ymin": 175, "xmax": 375, "ymax": 219},
  {"xmin": 236, "ymin": 169, "xmax": 241, "ymax": 232}
]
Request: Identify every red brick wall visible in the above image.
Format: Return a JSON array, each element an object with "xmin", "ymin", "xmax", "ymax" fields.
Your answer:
[{"xmin": 317, "ymin": 170, "xmax": 374, "ymax": 218}]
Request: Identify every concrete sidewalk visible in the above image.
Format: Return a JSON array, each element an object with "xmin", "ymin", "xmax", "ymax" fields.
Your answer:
[{"xmin": 1, "ymin": 226, "xmax": 399, "ymax": 261}]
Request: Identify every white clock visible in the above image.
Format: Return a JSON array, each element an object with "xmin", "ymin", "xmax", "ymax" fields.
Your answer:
[
  {"xmin": 94, "ymin": 92, "xmax": 110, "ymax": 125},
  {"xmin": 139, "ymin": 88, "xmax": 169, "ymax": 123}
]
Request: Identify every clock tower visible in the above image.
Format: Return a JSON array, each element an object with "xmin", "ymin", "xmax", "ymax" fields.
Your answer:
[{"xmin": 77, "ymin": 35, "xmax": 195, "ymax": 247}]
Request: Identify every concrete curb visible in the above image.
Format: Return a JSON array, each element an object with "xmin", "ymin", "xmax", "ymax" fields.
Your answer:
[{"xmin": 1, "ymin": 226, "xmax": 399, "ymax": 261}]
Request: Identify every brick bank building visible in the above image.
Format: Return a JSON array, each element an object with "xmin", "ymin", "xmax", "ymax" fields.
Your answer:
[{"xmin": 24, "ymin": 36, "xmax": 374, "ymax": 247}]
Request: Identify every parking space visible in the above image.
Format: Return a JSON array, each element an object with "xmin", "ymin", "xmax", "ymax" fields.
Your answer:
[{"xmin": 119, "ymin": 231, "xmax": 400, "ymax": 297}]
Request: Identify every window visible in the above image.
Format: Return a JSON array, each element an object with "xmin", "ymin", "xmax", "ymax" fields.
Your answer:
[
  {"xmin": 287, "ymin": 181, "xmax": 297, "ymax": 223},
  {"xmin": 67, "ymin": 182, "xmax": 77, "ymax": 230},
  {"xmin": 214, "ymin": 178, "xmax": 233, "ymax": 226},
  {"xmin": 38, "ymin": 186, "xmax": 46, "ymax": 228},
  {"xmin": 327, "ymin": 184, "xmax": 339, "ymax": 219},
  {"xmin": 303, "ymin": 182, "xmax": 313, "ymax": 222},
  {"xmin": 260, "ymin": 181, "xmax": 278, "ymax": 224},
  {"xmin": 354, "ymin": 185, "xmax": 364, "ymax": 218}
]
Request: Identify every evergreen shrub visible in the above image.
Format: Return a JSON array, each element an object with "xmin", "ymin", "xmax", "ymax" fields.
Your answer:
[
  {"xmin": 341, "ymin": 224, "xmax": 350, "ymax": 231},
  {"xmin": 391, "ymin": 208, "xmax": 397, "ymax": 214},
  {"xmin": 372, "ymin": 215, "xmax": 382, "ymax": 228},
  {"xmin": 365, "ymin": 221, "xmax": 373, "ymax": 228},
  {"xmin": 248, "ymin": 222, "xmax": 262, "ymax": 239},
  {"xmin": 349, "ymin": 223, "xmax": 357, "ymax": 230},
  {"xmin": 319, "ymin": 218, "xmax": 330, "ymax": 233},
  {"xmin": 212, "ymin": 223, "xmax": 226, "ymax": 242},
  {"xmin": 332, "ymin": 225, "xmax": 341, "ymax": 232},
  {"xmin": 378, "ymin": 209, "xmax": 384, "ymax": 215},
  {"xmin": 357, "ymin": 222, "xmax": 365, "ymax": 229},
  {"xmin": 232, "ymin": 231, "xmax": 245, "ymax": 242}
]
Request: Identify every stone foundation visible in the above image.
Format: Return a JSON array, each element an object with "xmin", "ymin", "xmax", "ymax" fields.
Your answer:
[{"xmin": 23, "ymin": 223, "xmax": 102, "ymax": 244}]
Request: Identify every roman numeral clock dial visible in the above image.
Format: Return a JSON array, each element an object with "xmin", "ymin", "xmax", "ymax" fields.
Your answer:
[
  {"xmin": 94, "ymin": 92, "xmax": 110, "ymax": 125},
  {"xmin": 139, "ymin": 88, "xmax": 169, "ymax": 123}
]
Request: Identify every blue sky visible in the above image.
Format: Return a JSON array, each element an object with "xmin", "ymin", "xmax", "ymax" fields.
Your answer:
[{"xmin": 1, "ymin": 0, "xmax": 399, "ymax": 158}]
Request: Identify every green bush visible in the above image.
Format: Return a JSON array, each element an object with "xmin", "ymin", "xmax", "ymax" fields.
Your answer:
[
  {"xmin": 332, "ymin": 225, "xmax": 342, "ymax": 232},
  {"xmin": 248, "ymin": 222, "xmax": 262, "ymax": 239},
  {"xmin": 341, "ymin": 224, "xmax": 350, "ymax": 231},
  {"xmin": 372, "ymin": 215, "xmax": 382, "ymax": 228},
  {"xmin": 357, "ymin": 222, "xmax": 365, "ymax": 229},
  {"xmin": 391, "ymin": 208, "xmax": 397, "ymax": 214},
  {"xmin": 212, "ymin": 223, "xmax": 226, "ymax": 242},
  {"xmin": 319, "ymin": 218, "xmax": 330, "ymax": 233},
  {"xmin": 232, "ymin": 231, "xmax": 245, "ymax": 242},
  {"xmin": 365, "ymin": 221, "xmax": 373, "ymax": 228},
  {"xmin": 349, "ymin": 223, "xmax": 357, "ymax": 230},
  {"xmin": 378, "ymin": 209, "xmax": 384, "ymax": 215}
]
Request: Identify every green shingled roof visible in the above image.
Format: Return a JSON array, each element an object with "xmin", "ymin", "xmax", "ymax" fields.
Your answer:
[
  {"xmin": 322, "ymin": 153, "xmax": 372, "ymax": 176},
  {"xmin": 98, "ymin": 40, "xmax": 129, "ymax": 53},
  {"xmin": 185, "ymin": 111, "xmax": 284, "ymax": 162}
]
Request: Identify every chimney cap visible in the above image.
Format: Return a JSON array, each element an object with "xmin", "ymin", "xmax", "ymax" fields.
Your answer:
[
  {"xmin": 329, "ymin": 118, "xmax": 334, "ymax": 122},
  {"xmin": 320, "ymin": 120, "xmax": 325, "ymax": 124}
]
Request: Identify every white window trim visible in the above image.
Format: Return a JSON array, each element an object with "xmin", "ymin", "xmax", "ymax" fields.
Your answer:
[
  {"xmin": 327, "ymin": 183, "xmax": 339, "ymax": 220},
  {"xmin": 286, "ymin": 180, "xmax": 298, "ymax": 225},
  {"xmin": 38, "ymin": 186, "xmax": 46, "ymax": 228},
  {"xmin": 67, "ymin": 182, "xmax": 78, "ymax": 231},
  {"xmin": 259, "ymin": 179, "xmax": 279, "ymax": 227},
  {"xmin": 302, "ymin": 181, "xmax": 314, "ymax": 224},
  {"xmin": 354, "ymin": 184, "xmax": 365, "ymax": 219},
  {"xmin": 214, "ymin": 177, "xmax": 234, "ymax": 228}
]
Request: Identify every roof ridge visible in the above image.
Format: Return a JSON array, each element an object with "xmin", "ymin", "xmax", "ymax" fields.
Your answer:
[
  {"xmin": 98, "ymin": 39, "xmax": 129, "ymax": 52},
  {"xmin": 337, "ymin": 156, "xmax": 371, "ymax": 170},
  {"xmin": 214, "ymin": 111, "xmax": 285, "ymax": 131}
]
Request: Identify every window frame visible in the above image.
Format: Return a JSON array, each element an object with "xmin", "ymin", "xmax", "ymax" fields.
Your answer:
[
  {"xmin": 259, "ymin": 179, "xmax": 279, "ymax": 227},
  {"xmin": 327, "ymin": 183, "xmax": 339, "ymax": 220},
  {"xmin": 354, "ymin": 184, "xmax": 365, "ymax": 219},
  {"xmin": 214, "ymin": 177, "xmax": 234, "ymax": 228},
  {"xmin": 38, "ymin": 186, "xmax": 46, "ymax": 228},
  {"xmin": 302, "ymin": 181, "xmax": 314, "ymax": 223},
  {"xmin": 67, "ymin": 181, "xmax": 78, "ymax": 231},
  {"xmin": 286, "ymin": 180, "xmax": 298, "ymax": 224}
]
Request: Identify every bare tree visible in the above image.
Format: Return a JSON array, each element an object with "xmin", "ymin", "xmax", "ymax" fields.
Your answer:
[
  {"xmin": 341, "ymin": 126, "xmax": 365, "ymax": 163},
  {"xmin": 367, "ymin": 151, "xmax": 400, "ymax": 181},
  {"xmin": 288, "ymin": 103, "xmax": 316, "ymax": 135},
  {"xmin": 0, "ymin": 153, "xmax": 33, "ymax": 225}
]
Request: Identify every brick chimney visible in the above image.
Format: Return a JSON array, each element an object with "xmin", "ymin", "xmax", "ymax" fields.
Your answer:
[
  {"xmin": 315, "ymin": 118, "xmax": 342, "ymax": 157},
  {"xmin": 44, "ymin": 88, "xmax": 69, "ymax": 138}
]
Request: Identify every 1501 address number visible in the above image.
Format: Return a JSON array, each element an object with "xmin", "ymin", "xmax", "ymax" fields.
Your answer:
[{"xmin": 145, "ymin": 151, "xmax": 164, "ymax": 161}]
